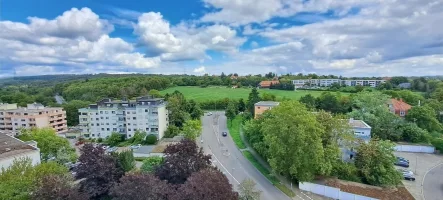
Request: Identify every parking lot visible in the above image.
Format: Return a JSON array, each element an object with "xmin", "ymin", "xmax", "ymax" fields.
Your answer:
[{"xmin": 394, "ymin": 152, "xmax": 443, "ymax": 200}]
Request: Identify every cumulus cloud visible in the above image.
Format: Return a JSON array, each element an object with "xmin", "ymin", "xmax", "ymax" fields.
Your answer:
[{"xmin": 193, "ymin": 66, "xmax": 206, "ymax": 74}]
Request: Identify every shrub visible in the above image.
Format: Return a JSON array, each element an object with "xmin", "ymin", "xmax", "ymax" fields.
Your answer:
[
  {"xmin": 97, "ymin": 138, "xmax": 103, "ymax": 143},
  {"xmin": 431, "ymin": 137, "xmax": 443, "ymax": 152},
  {"xmin": 331, "ymin": 162, "xmax": 361, "ymax": 183},
  {"xmin": 141, "ymin": 156, "xmax": 164, "ymax": 173},
  {"xmin": 146, "ymin": 134, "xmax": 158, "ymax": 145}
]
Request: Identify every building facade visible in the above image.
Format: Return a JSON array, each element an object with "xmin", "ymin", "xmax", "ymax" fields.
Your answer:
[
  {"xmin": 254, "ymin": 101, "xmax": 280, "ymax": 119},
  {"xmin": 78, "ymin": 96, "xmax": 168, "ymax": 139},
  {"xmin": 0, "ymin": 133, "xmax": 41, "ymax": 171},
  {"xmin": 0, "ymin": 103, "xmax": 67, "ymax": 134},
  {"xmin": 387, "ymin": 99, "xmax": 412, "ymax": 117},
  {"xmin": 292, "ymin": 79, "xmax": 386, "ymax": 88}
]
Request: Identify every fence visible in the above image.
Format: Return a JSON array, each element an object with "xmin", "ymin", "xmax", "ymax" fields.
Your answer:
[
  {"xmin": 394, "ymin": 144, "xmax": 435, "ymax": 153},
  {"xmin": 299, "ymin": 182, "xmax": 378, "ymax": 200}
]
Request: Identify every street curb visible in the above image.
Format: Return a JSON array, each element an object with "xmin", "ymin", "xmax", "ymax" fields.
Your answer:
[{"xmin": 421, "ymin": 161, "xmax": 443, "ymax": 200}]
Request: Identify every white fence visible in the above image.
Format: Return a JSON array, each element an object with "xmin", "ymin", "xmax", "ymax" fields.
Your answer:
[
  {"xmin": 299, "ymin": 182, "xmax": 378, "ymax": 200},
  {"xmin": 394, "ymin": 144, "xmax": 435, "ymax": 153}
]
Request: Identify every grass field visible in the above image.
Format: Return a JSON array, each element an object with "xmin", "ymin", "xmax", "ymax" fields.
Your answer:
[
  {"xmin": 160, "ymin": 86, "xmax": 338, "ymax": 102},
  {"xmin": 227, "ymin": 115, "xmax": 246, "ymax": 149}
]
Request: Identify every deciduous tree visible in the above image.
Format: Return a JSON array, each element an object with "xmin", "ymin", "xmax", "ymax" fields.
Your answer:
[
  {"xmin": 226, "ymin": 100, "xmax": 238, "ymax": 124},
  {"xmin": 106, "ymin": 132, "xmax": 124, "ymax": 146},
  {"xmin": 113, "ymin": 150, "xmax": 135, "ymax": 172},
  {"xmin": 164, "ymin": 125, "xmax": 180, "ymax": 138},
  {"xmin": 238, "ymin": 178, "xmax": 261, "ymax": 200},
  {"xmin": 110, "ymin": 173, "xmax": 172, "ymax": 200},
  {"xmin": 299, "ymin": 94, "xmax": 316, "ymax": 110},
  {"xmin": 182, "ymin": 120, "xmax": 202, "ymax": 140},
  {"xmin": 32, "ymin": 175, "xmax": 87, "ymax": 200},
  {"xmin": 246, "ymin": 88, "xmax": 260, "ymax": 115},
  {"xmin": 141, "ymin": 156, "xmax": 164, "ymax": 173},
  {"xmin": 406, "ymin": 105, "xmax": 443, "ymax": 132}
]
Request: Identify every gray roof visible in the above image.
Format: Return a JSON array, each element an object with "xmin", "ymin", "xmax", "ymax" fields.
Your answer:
[
  {"xmin": 133, "ymin": 145, "xmax": 155, "ymax": 154},
  {"xmin": 254, "ymin": 101, "xmax": 280, "ymax": 107},
  {"xmin": 349, "ymin": 120, "xmax": 371, "ymax": 129},
  {"xmin": 0, "ymin": 134, "xmax": 38, "ymax": 158}
]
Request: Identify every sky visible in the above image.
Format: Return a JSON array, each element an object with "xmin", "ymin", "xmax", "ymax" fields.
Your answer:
[{"xmin": 0, "ymin": 0, "xmax": 442, "ymax": 78}]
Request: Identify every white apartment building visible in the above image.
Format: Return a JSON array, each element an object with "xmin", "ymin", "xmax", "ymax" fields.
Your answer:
[
  {"xmin": 0, "ymin": 103, "xmax": 67, "ymax": 134},
  {"xmin": 78, "ymin": 96, "xmax": 168, "ymax": 140},
  {"xmin": 292, "ymin": 79, "xmax": 386, "ymax": 88}
]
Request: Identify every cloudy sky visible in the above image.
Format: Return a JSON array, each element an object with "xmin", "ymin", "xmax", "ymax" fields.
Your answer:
[{"xmin": 1, "ymin": 0, "xmax": 442, "ymax": 77}]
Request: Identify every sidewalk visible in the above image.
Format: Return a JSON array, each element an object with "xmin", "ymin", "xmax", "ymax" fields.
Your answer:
[{"xmin": 239, "ymin": 127, "xmax": 330, "ymax": 200}]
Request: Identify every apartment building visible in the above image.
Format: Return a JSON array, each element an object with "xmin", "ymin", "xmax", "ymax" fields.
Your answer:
[
  {"xmin": 78, "ymin": 96, "xmax": 168, "ymax": 140},
  {"xmin": 292, "ymin": 79, "xmax": 385, "ymax": 88},
  {"xmin": 254, "ymin": 101, "xmax": 280, "ymax": 119},
  {"xmin": 0, "ymin": 133, "xmax": 41, "ymax": 170},
  {"xmin": 0, "ymin": 103, "xmax": 67, "ymax": 134}
]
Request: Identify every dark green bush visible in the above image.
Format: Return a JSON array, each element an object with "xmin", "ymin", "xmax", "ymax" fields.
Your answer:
[{"xmin": 146, "ymin": 134, "xmax": 158, "ymax": 145}]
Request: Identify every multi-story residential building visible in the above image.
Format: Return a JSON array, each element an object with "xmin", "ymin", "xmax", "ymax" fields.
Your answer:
[
  {"xmin": 0, "ymin": 133, "xmax": 41, "ymax": 170},
  {"xmin": 78, "ymin": 96, "xmax": 168, "ymax": 139},
  {"xmin": 0, "ymin": 103, "xmax": 67, "ymax": 134},
  {"xmin": 292, "ymin": 79, "xmax": 386, "ymax": 88},
  {"xmin": 387, "ymin": 99, "xmax": 412, "ymax": 118},
  {"xmin": 254, "ymin": 101, "xmax": 280, "ymax": 119}
]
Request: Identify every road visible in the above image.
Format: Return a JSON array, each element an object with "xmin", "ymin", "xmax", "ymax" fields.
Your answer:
[
  {"xmin": 200, "ymin": 111, "xmax": 290, "ymax": 200},
  {"xmin": 55, "ymin": 94, "xmax": 66, "ymax": 104},
  {"xmin": 423, "ymin": 163, "xmax": 443, "ymax": 200}
]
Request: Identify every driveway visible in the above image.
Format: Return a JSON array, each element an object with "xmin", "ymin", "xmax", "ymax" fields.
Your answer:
[
  {"xmin": 394, "ymin": 152, "xmax": 443, "ymax": 200},
  {"xmin": 200, "ymin": 111, "xmax": 290, "ymax": 200}
]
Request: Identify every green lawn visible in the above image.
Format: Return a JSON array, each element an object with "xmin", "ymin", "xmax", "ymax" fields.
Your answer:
[
  {"xmin": 227, "ymin": 115, "xmax": 246, "ymax": 149},
  {"xmin": 160, "ymin": 86, "xmax": 339, "ymax": 102},
  {"xmin": 242, "ymin": 151, "xmax": 295, "ymax": 197}
]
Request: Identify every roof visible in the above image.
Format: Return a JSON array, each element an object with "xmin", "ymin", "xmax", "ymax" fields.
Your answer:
[
  {"xmin": 0, "ymin": 134, "xmax": 38, "ymax": 159},
  {"xmin": 255, "ymin": 101, "xmax": 280, "ymax": 107},
  {"xmin": 259, "ymin": 80, "xmax": 279, "ymax": 87},
  {"xmin": 348, "ymin": 119, "xmax": 371, "ymax": 129},
  {"xmin": 389, "ymin": 98, "xmax": 412, "ymax": 111}
]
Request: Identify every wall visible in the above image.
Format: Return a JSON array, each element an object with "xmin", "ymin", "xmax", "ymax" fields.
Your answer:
[
  {"xmin": 157, "ymin": 106, "xmax": 167, "ymax": 139},
  {"xmin": 299, "ymin": 182, "xmax": 379, "ymax": 200},
  {"xmin": 254, "ymin": 106, "xmax": 272, "ymax": 119},
  {"xmin": 0, "ymin": 150, "xmax": 41, "ymax": 171},
  {"xmin": 394, "ymin": 144, "xmax": 435, "ymax": 153}
]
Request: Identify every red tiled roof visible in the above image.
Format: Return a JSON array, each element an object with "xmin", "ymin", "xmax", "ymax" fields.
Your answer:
[
  {"xmin": 259, "ymin": 80, "xmax": 279, "ymax": 87},
  {"xmin": 390, "ymin": 98, "xmax": 412, "ymax": 112}
]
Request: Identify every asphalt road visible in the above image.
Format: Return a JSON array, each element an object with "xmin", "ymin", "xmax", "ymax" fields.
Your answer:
[
  {"xmin": 200, "ymin": 111, "xmax": 290, "ymax": 200},
  {"xmin": 423, "ymin": 163, "xmax": 443, "ymax": 200}
]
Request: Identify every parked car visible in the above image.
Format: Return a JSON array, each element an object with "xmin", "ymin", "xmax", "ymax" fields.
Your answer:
[
  {"xmin": 397, "ymin": 156, "xmax": 409, "ymax": 163},
  {"xmin": 222, "ymin": 132, "xmax": 228, "ymax": 137},
  {"xmin": 398, "ymin": 169, "xmax": 413, "ymax": 176},
  {"xmin": 403, "ymin": 173, "xmax": 416, "ymax": 181},
  {"xmin": 395, "ymin": 160, "xmax": 409, "ymax": 167},
  {"xmin": 208, "ymin": 112, "xmax": 213, "ymax": 116},
  {"xmin": 130, "ymin": 144, "xmax": 141, "ymax": 149}
]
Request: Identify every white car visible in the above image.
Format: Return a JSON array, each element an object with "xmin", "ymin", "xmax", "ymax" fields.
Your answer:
[
  {"xmin": 398, "ymin": 169, "xmax": 413, "ymax": 176},
  {"xmin": 208, "ymin": 112, "xmax": 213, "ymax": 116}
]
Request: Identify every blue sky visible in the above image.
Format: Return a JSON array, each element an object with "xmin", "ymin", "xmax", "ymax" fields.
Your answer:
[{"xmin": 1, "ymin": 0, "xmax": 442, "ymax": 77}]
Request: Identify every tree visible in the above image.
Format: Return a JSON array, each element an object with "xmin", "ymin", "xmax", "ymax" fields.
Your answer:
[
  {"xmin": 182, "ymin": 120, "xmax": 202, "ymax": 140},
  {"xmin": 32, "ymin": 175, "xmax": 87, "ymax": 200},
  {"xmin": 406, "ymin": 105, "xmax": 443, "ymax": 132},
  {"xmin": 18, "ymin": 128, "xmax": 76, "ymax": 161},
  {"xmin": 238, "ymin": 178, "xmax": 261, "ymax": 200},
  {"xmin": 261, "ymin": 92, "xmax": 276, "ymax": 101},
  {"xmin": 175, "ymin": 168, "xmax": 238, "ymax": 200},
  {"xmin": 62, "ymin": 100, "xmax": 91, "ymax": 126},
  {"xmin": 355, "ymin": 85, "xmax": 365, "ymax": 92},
  {"xmin": 140, "ymin": 87, "xmax": 148, "ymax": 96},
  {"xmin": 141, "ymin": 156, "xmax": 164, "ymax": 173},
  {"xmin": 188, "ymin": 100, "xmax": 204, "ymax": 120},
  {"xmin": 261, "ymin": 101, "xmax": 325, "ymax": 182},
  {"xmin": 399, "ymin": 123, "xmax": 430, "ymax": 143},
  {"xmin": 299, "ymin": 94, "xmax": 316, "ymax": 110},
  {"xmin": 75, "ymin": 144, "xmax": 124, "ymax": 199},
  {"xmin": 106, "ymin": 132, "xmax": 124, "ymax": 146},
  {"xmin": 0, "ymin": 159, "xmax": 69, "ymax": 200},
  {"xmin": 316, "ymin": 92, "xmax": 340, "ymax": 113},
  {"xmin": 155, "ymin": 139, "xmax": 211, "ymax": 184},
  {"xmin": 355, "ymin": 140, "xmax": 403, "ymax": 186},
  {"xmin": 148, "ymin": 89, "xmax": 162, "ymax": 98},
  {"xmin": 131, "ymin": 130, "xmax": 147, "ymax": 144},
  {"xmin": 146, "ymin": 134, "xmax": 158, "ymax": 144},
  {"xmin": 110, "ymin": 173, "xmax": 172, "ymax": 200},
  {"xmin": 238, "ymin": 98, "xmax": 246, "ymax": 112},
  {"xmin": 113, "ymin": 150, "xmax": 135, "ymax": 172},
  {"xmin": 246, "ymin": 88, "xmax": 260, "ymax": 115},
  {"xmin": 226, "ymin": 100, "xmax": 238, "ymax": 123},
  {"xmin": 164, "ymin": 125, "xmax": 180, "ymax": 138},
  {"xmin": 389, "ymin": 76, "xmax": 409, "ymax": 86},
  {"xmin": 167, "ymin": 96, "xmax": 191, "ymax": 128}
]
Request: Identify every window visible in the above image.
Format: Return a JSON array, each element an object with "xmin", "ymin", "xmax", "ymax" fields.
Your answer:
[
  {"xmin": 107, "ymin": 128, "xmax": 110, "ymax": 131},
  {"xmin": 145, "ymin": 109, "xmax": 148, "ymax": 112},
  {"xmin": 96, "ymin": 123, "xmax": 99, "ymax": 126},
  {"xmin": 21, "ymin": 119, "xmax": 25, "ymax": 121},
  {"xmin": 96, "ymin": 118, "xmax": 99, "ymax": 120},
  {"xmin": 100, "ymin": 117, "xmax": 103, "ymax": 119},
  {"xmin": 112, "ymin": 111, "xmax": 115, "ymax": 114},
  {"xmin": 146, "ymin": 128, "xmax": 149, "ymax": 131},
  {"xmin": 113, "ymin": 128, "xmax": 117, "ymax": 131},
  {"xmin": 100, "ymin": 111, "xmax": 103, "ymax": 114},
  {"xmin": 24, "ymin": 113, "xmax": 28, "ymax": 115},
  {"xmin": 105, "ymin": 111, "xmax": 108, "ymax": 114},
  {"xmin": 92, "ymin": 134, "xmax": 95, "ymax": 137},
  {"xmin": 132, "ymin": 112, "xmax": 136, "ymax": 114},
  {"xmin": 133, "ymin": 117, "xmax": 136, "ymax": 120},
  {"xmin": 106, "ymin": 117, "xmax": 109, "ymax": 119},
  {"xmin": 400, "ymin": 111, "xmax": 406, "ymax": 116},
  {"xmin": 21, "ymin": 124, "xmax": 26, "ymax": 127},
  {"xmin": 128, "ymin": 128, "xmax": 132, "ymax": 131},
  {"xmin": 101, "ymin": 128, "xmax": 104, "ymax": 131},
  {"xmin": 91, "ymin": 124, "xmax": 94, "ymax": 126},
  {"xmin": 128, "ymin": 123, "xmax": 131, "ymax": 125},
  {"xmin": 129, "ymin": 135, "xmax": 132, "ymax": 137},
  {"xmin": 14, "ymin": 123, "xmax": 18, "ymax": 125},
  {"xmin": 258, "ymin": 107, "xmax": 261, "ymax": 109},
  {"xmin": 106, "ymin": 123, "xmax": 109, "ymax": 125}
]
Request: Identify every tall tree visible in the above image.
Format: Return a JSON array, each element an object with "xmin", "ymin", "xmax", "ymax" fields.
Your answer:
[
  {"xmin": 113, "ymin": 150, "xmax": 135, "ymax": 172},
  {"xmin": 148, "ymin": 89, "xmax": 162, "ymax": 98},
  {"xmin": 316, "ymin": 92, "xmax": 341, "ymax": 113},
  {"xmin": 182, "ymin": 120, "xmax": 202, "ymax": 140},
  {"xmin": 155, "ymin": 139, "xmax": 211, "ymax": 184},
  {"xmin": 167, "ymin": 96, "xmax": 191, "ymax": 128},
  {"xmin": 75, "ymin": 144, "xmax": 124, "ymax": 199},
  {"xmin": 175, "ymin": 168, "xmax": 238, "ymax": 200},
  {"xmin": 299, "ymin": 94, "xmax": 316, "ymax": 110},
  {"xmin": 238, "ymin": 178, "xmax": 262, "ymax": 200},
  {"xmin": 406, "ymin": 105, "xmax": 443, "ymax": 132},
  {"xmin": 261, "ymin": 101, "xmax": 325, "ymax": 182},
  {"xmin": 32, "ymin": 175, "xmax": 87, "ymax": 200},
  {"xmin": 399, "ymin": 123, "xmax": 429, "ymax": 143},
  {"xmin": 389, "ymin": 76, "xmax": 409, "ymax": 86},
  {"xmin": 110, "ymin": 173, "xmax": 172, "ymax": 200},
  {"xmin": 164, "ymin": 125, "xmax": 180, "ymax": 138},
  {"xmin": 261, "ymin": 92, "xmax": 276, "ymax": 101},
  {"xmin": 355, "ymin": 140, "xmax": 402, "ymax": 186},
  {"xmin": 188, "ymin": 100, "xmax": 204, "ymax": 120},
  {"xmin": 106, "ymin": 132, "xmax": 124, "ymax": 146},
  {"xmin": 246, "ymin": 88, "xmax": 260, "ymax": 116},
  {"xmin": 226, "ymin": 100, "xmax": 238, "ymax": 123},
  {"xmin": 238, "ymin": 98, "xmax": 246, "ymax": 112},
  {"xmin": 62, "ymin": 100, "xmax": 91, "ymax": 126}
]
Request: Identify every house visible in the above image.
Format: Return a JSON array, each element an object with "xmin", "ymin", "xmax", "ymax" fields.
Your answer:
[
  {"xmin": 254, "ymin": 101, "xmax": 280, "ymax": 119},
  {"xmin": 387, "ymin": 99, "xmax": 412, "ymax": 117},
  {"xmin": 259, "ymin": 80, "xmax": 280, "ymax": 88},
  {"xmin": 0, "ymin": 133, "xmax": 41, "ymax": 171},
  {"xmin": 341, "ymin": 118, "xmax": 372, "ymax": 161},
  {"xmin": 78, "ymin": 95, "xmax": 169, "ymax": 139},
  {"xmin": 0, "ymin": 103, "xmax": 67, "ymax": 134}
]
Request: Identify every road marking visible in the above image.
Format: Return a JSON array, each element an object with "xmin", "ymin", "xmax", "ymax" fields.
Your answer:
[
  {"xmin": 212, "ymin": 153, "xmax": 240, "ymax": 184},
  {"xmin": 300, "ymin": 191, "xmax": 313, "ymax": 200},
  {"xmin": 422, "ymin": 161, "xmax": 443, "ymax": 200}
]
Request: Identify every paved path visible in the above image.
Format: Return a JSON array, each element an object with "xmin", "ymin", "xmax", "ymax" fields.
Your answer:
[
  {"xmin": 200, "ymin": 111, "xmax": 290, "ymax": 200},
  {"xmin": 423, "ymin": 162, "xmax": 443, "ymax": 200}
]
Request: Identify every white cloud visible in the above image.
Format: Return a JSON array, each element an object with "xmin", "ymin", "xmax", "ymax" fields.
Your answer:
[
  {"xmin": 250, "ymin": 41, "xmax": 259, "ymax": 48},
  {"xmin": 193, "ymin": 66, "xmax": 206, "ymax": 74}
]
